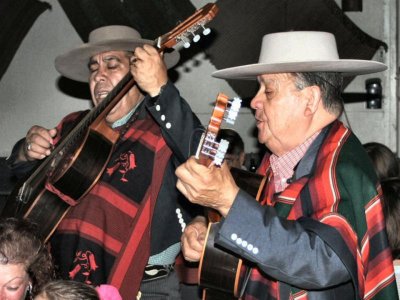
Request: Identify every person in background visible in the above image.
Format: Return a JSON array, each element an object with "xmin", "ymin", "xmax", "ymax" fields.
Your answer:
[
  {"xmin": 34, "ymin": 280, "xmax": 100, "ymax": 300},
  {"xmin": 176, "ymin": 31, "xmax": 398, "ymax": 299},
  {"xmin": 0, "ymin": 217, "xmax": 55, "ymax": 300},
  {"xmin": 217, "ymin": 128, "xmax": 246, "ymax": 169},
  {"xmin": 6, "ymin": 25, "xmax": 203, "ymax": 299},
  {"xmin": 363, "ymin": 142, "xmax": 399, "ymax": 181},
  {"xmin": 380, "ymin": 178, "xmax": 400, "ymax": 295},
  {"xmin": 364, "ymin": 143, "xmax": 400, "ymax": 295},
  {"xmin": 381, "ymin": 178, "xmax": 400, "ymax": 258}
]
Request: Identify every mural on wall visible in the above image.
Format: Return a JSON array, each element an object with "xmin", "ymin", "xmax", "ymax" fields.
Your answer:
[
  {"xmin": 0, "ymin": 0, "xmax": 50, "ymax": 81},
  {"xmin": 0, "ymin": 0, "xmax": 386, "ymax": 102},
  {"xmin": 57, "ymin": 0, "xmax": 197, "ymax": 41},
  {"xmin": 56, "ymin": 0, "xmax": 387, "ymax": 101}
]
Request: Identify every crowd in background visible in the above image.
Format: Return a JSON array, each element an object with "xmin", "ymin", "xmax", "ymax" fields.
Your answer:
[{"xmin": 363, "ymin": 142, "xmax": 400, "ymax": 294}]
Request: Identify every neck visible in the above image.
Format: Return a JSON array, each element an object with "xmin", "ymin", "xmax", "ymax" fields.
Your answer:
[{"xmin": 111, "ymin": 99, "xmax": 143, "ymax": 129}]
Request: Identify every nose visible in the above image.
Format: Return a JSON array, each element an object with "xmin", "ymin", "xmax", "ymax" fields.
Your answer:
[
  {"xmin": 93, "ymin": 65, "xmax": 107, "ymax": 83},
  {"xmin": 250, "ymin": 85, "xmax": 264, "ymax": 110},
  {"xmin": 250, "ymin": 96, "xmax": 257, "ymax": 110},
  {"xmin": 250, "ymin": 93, "xmax": 263, "ymax": 110}
]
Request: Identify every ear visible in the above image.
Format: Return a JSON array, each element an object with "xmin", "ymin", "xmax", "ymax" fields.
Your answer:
[
  {"xmin": 303, "ymin": 86, "xmax": 322, "ymax": 116},
  {"xmin": 239, "ymin": 152, "xmax": 245, "ymax": 167}
]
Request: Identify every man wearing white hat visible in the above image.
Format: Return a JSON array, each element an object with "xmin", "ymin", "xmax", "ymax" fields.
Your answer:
[
  {"xmin": 176, "ymin": 31, "xmax": 398, "ymax": 299},
  {"xmin": 6, "ymin": 25, "xmax": 203, "ymax": 299}
]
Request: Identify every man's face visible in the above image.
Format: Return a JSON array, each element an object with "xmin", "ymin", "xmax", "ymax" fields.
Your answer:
[
  {"xmin": 250, "ymin": 73, "xmax": 310, "ymax": 156},
  {"xmin": 89, "ymin": 50, "xmax": 142, "ymax": 125}
]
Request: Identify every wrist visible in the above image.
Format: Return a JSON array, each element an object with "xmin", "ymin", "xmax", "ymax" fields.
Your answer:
[
  {"xmin": 149, "ymin": 81, "xmax": 168, "ymax": 98},
  {"xmin": 19, "ymin": 141, "xmax": 30, "ymax": 162},
  {"xmin": 219, "ymin": 186, "xmax": 239, "ymax": 217}
]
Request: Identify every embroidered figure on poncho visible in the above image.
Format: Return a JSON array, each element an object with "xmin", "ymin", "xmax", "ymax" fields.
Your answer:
[
  {"xmin": 106, "ymin": 150, "xmax": 137, "ymax": 182},
  {"xmin": 69, "ymin": 250, "xmax": 99, "ymax": 285}
]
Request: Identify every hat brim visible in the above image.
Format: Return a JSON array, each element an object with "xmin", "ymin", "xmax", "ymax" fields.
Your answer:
[
  {"xmin": 212, "ymin": 60, "xmax": 387, "ymax": 80},
  {"xmin": 55, "ymin": 39, "xmax": 180, "ymax": 82}
]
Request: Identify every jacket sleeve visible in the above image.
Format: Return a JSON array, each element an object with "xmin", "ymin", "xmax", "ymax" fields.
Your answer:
[
  {"xmin": 7, "ymin": 138, "xmax": 39, "ymax": 179},
  {"xmin": 145, "ymin": 81, "xmax": 203, "ymax": 164},
  {"xmin": 215, "ymin": 189, "xmax": 351, "ymax": 290}
]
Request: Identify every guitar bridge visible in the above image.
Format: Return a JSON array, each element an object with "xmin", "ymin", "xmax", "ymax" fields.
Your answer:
[{"xmin": 17, "ymin": 182, "xmax": 29, "ymax": 204}]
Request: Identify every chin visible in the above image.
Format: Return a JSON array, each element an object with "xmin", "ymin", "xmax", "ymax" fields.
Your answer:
[
  {"xmin": 105, "ymin": 116, "xmax": 117, "ymax": 125},
  {"xmin": 257, "ymin": 133, "xmax": 267, "ymax": 145}
]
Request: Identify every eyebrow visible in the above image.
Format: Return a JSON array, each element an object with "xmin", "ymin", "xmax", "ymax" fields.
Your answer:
[
  {"xmin": 88, "ymin": 55, "xmax": 122, "ymax": 68},
  {"xmin": 258, "ymin": 77, "xmax": 277, "ymax": 87},
  {"xmin": 3, "ymin": 275, "xmax": 27, "ymax": 286}
]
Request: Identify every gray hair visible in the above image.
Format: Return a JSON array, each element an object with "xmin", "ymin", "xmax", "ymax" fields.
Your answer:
[
  {"xmin": 36, "ymin": 280, "xmax": 99, "ymax": 300},
  {"xmin": 293, "ymin": 72, "xmax": 344, "ymax": 115}
]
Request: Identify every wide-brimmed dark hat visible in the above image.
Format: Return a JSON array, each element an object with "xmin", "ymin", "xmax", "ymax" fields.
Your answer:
[
  {"xmin": 55, "ymin": 25, "xmax": 180, "ymax": 82},
  {"xmin": 212, "ymin": 31, "xmax": 387, "ymax": 80}
]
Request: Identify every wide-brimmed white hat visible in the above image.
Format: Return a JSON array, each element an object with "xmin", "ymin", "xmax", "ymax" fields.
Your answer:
[
  {"xmin": 55, "ymin": 25, "xmax": 180, "ymax": 82},
  {"xmin": 212, "ymin": 31, "xmax": 386, "ymax": 80}
]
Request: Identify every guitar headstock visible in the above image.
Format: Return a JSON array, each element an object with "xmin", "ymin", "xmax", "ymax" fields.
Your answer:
[
  {"xmin": 196, "ymin": 93, "xmax": 242, "ymax": 167},
  {"xmin": 156, "ymin": 3, "xmax": 218, "ymax": 50}
]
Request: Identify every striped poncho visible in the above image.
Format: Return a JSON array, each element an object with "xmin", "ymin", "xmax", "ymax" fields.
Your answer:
[{"xmin": 218, "ymin": 121, "xmax": 398, "ymax": 299}]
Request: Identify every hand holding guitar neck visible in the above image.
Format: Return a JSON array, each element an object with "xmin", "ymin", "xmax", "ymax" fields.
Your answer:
[
  {"xmin": 176, "ymin": 156, "xmax": 239, "ymax": 217},
  {"xmin": 131, "ymin": 3, "xmax": 218, "ymax": 98},
  {"xmin": 130, "ymin": 44, "xmax": 168, "ymax": 97},
  {"xmin": 177, "ymin": 93, "xmax": 242, "ymax": 221},
  {"xmin": 176, "ymin": 92, "xmax": 254, "ymax": 299}
]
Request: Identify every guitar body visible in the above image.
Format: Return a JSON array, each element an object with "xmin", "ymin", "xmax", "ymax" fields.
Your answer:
[
  {"xmin": 47, "ymin": 127, "xmax": 116, "ymax": 202},
  {"xmin": 2, "ymin": 126, "xmax": 115, "ymax": 241},
  {"xmin": 200, "ymin": 168, "xmax": 266, "ymax": 299},
  {"xmin": 2, "ymin": 168, "xmax": 70, "ymax": 241},
  {"xmin": 200, "ymin": 223, "xmax": 250, "ymax": 299}
]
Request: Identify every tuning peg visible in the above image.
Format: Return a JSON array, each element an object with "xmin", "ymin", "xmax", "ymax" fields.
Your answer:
[
  {"xmin": 191, "ymin": 32, "xmax": 201, "ymax": 43},
  {"xmin": 214, "ymin": 139, "xmax": 229, "ymax": 166},
  {"xmin": 202, "ymin": 26, "xmax": 211, "ymax": 36},
  {"xmin": 178, "ymin": 36, "xmax": 191, "ymax": 48},
  {"xmin": 225, "ymin": 97, "xmax": 242, "ymax": 125}
]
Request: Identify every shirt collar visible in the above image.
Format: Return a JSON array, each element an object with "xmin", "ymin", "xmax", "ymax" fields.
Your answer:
[
  {"xmin": 111, "ymin": 100, "xmax": 142, "ymax": 129},
  {"xmin": 269, "ymin": 130, "xmax": 321, "ymax": 192}
]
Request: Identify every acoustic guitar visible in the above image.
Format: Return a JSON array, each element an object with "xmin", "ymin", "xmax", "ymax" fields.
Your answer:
[
  {"xmin": 2, "ymin": 3, "xmax": 219, "ymax": 242},
  {"xmin": 193, "ymin": 92, "xmax": 264, "ymax": 299}
]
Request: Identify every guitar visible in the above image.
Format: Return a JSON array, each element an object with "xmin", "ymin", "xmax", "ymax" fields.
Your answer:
[
  {"xmin": 2, "ymin": 3, "xmax": 219, "ymax": 242},
  {"xmin": 193, "ymin": 93, "xmax": 262, "ymax": 299}
]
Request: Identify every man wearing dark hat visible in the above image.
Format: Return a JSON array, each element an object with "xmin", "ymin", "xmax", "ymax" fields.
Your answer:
[
  {"xmin": 176, "ymin": 31, "xmax": 399, "ymax": 299},
  {"xmin": 7, "ymin": 25, "xmax": 202, "ymax": 299}
]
